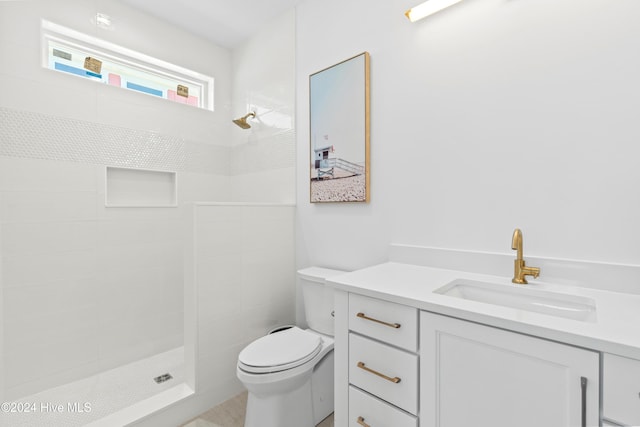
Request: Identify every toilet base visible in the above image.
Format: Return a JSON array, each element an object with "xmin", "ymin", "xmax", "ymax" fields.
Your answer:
[
  {"xmin": 311, "ymin": 351, "xmax": 334, "ymax": 425},
  {"xmin": 245, "ymin": 376, "xmax": 314, "ymax": 427}
]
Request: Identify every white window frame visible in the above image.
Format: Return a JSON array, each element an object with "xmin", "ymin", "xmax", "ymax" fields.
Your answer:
[{"xmin": 41, "ymin": 20, "xmax": 214, "ymax": 111}]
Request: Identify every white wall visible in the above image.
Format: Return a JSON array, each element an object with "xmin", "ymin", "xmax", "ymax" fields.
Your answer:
[
  {"xmin": 296, "ymin": 0, "xmax": 640, "ymax": 274},
  {"xmin": 0, "ymin": 0, "xmax": 231, "ymax": 400},
  {"xmin": 230, "ymin": 10, "xmax": 296, "ymax": 203},
  {"xmin": 184, "ymin": 203, "xmax": 295, "ymax": 399}
]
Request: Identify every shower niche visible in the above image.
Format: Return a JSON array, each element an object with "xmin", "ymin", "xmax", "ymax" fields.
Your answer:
[{"xmin": 105, "ymin": 166, "xmax": 177, "ymax": 207}]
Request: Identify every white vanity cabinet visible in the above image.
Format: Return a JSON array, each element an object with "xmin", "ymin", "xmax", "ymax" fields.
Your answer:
[
  {"xmin": 330, "ymin": 260, "xmax": 640, "ymax": 427},
  {"xmin": 602, "ymin": 353, "xmax": 640, "ymax": 426},
  {"xmin": 420, "ymin": 311, "xmax": 600, "ymax": 427},
  {"xmin": 345, "ymin": 293, "xmax": 419, "ymax": 426}
]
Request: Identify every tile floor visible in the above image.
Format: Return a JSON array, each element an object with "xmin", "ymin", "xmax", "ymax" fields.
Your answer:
[{"xmin": 182, "ymin": 391, "xmax": 334, "ymax": 427}]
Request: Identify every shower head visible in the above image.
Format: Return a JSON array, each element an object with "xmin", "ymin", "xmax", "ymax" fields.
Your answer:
[{"xmin": 232, "ymin": 112, "xmax": 256, "ymax": 129}]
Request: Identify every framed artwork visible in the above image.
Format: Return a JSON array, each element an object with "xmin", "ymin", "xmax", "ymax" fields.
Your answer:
[{"xmin": 309, "ymin": 52, "xmax": 370, "ymax": 203}]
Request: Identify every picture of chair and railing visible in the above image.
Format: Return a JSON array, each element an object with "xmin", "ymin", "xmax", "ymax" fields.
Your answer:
[{"xmin": 309, "ymin": 52, "xmax": 370, "ymax": 203}]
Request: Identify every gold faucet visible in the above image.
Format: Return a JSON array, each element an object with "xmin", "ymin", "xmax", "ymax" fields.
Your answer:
[{"xmin": 511, "ymin": 228, "xmax": 540, "ymax": 284}]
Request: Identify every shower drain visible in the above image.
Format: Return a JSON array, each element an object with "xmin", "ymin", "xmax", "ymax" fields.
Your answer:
[{"xmin": 154, "ymin": 373, "xmax": 173, "ymax": 384}]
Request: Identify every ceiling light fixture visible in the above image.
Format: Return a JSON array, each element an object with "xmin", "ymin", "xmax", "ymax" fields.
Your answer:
[
  {"xmin": 94, "ymin": 13, "xmax": 112, "ymax": 29},
  {"xmin": 405, "ymin": 0, "xmax": 463, "ymax": 22}
]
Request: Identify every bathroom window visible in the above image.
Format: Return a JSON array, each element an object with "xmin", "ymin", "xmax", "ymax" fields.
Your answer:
[{"xmin": 42, "ymin": 20, "xmax": 214, "ymax": 111}]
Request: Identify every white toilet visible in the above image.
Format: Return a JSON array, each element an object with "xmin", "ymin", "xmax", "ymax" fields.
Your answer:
[{"xmin": 236, "ymin": 267, "xmax": 344, "ymax": 427}]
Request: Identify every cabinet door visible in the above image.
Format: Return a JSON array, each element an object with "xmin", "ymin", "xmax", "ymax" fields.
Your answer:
[
  {"xmin": 420, "ymin": 311, "xmax": 600, "ymax": 427},
  {"xmin": 603, "ymin": 353, "xmax": 640, "ymax": 425}
]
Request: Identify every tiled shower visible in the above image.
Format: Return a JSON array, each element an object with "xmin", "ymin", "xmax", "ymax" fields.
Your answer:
[
  {"xmin": 0, "ymin": 118, "xmax": 193, "ymax": 401},
  {"xmin": 0, "ymin": 0, "xmax": 296, "ymax": 425}
]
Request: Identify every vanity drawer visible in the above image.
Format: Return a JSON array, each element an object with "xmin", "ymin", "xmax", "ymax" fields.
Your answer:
[
  {"xmin": 603, "ymin": 353, "xmax": 640, "ymax": 426},
  {"xmin": 349, "ymin": 333, "xmax": 418, "ymax": 415},
  {"xmin": 349, "ymin": 293, "xmax": 418, "ymax": 352},
  {"xmin": 349, "ymin": 386, "xmax": 417, "ymax": 427}
]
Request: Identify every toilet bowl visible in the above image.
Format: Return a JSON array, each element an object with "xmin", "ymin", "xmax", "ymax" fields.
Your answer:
[
  {"xmin": 237, "ymin": 327, "xmax": 334, "ymax": 427},
  {"xmin": 236, "ymin": 267, "xmax": 344, "ymax": 427}
]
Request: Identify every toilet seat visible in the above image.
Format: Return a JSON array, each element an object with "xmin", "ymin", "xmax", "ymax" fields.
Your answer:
[{"xmin": 238, "ymin": 327, "xmax": 323, "ymax": 374}]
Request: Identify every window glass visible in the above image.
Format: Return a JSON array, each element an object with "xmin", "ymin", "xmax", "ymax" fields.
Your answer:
[{"xmin": 43, "ymin": 20, "xmax": 214, "ymax": 110}]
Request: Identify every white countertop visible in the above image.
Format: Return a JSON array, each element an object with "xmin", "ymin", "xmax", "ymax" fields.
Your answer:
[{"xmin": 328, "ymin": 262, "xmax": 640, "ymax": 360}]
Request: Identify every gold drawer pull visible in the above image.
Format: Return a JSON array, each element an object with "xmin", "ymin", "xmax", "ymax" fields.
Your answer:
[
  {"xmin": 356, "ymin": 312, "xmax": 401, "ymax": 329},
  {"xmin": 357, "ymin": 361, "xmax": 401, "ymax": 383},
  {"xmin": 357, "ymin": 416, "xmax": 371, "ymax": 427}
]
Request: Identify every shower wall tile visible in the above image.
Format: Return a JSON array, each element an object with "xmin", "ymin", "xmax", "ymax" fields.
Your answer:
[
  {"xmin": 198, "ymin": 312, "xmax": 246, "ymax": 358},
  {"xmin": 0, "ymin": 191, "xmax": 98, "ymax": 223},
  {"xmin": 188, "ymin": 203, "xmax": 296, "ymax": 399},
  {"xmin": 229, "ymin": 9, "xmax": 296, "ymax": 202},
  {"xmin": 196, "ymin": 344, "xmax": 245, "ymax": 395},
  {"xmin": 196, "ymin": 221, "xmax": 243, "ymax": 255},
  {"xmin": 4, "ymin": 306, "xmax": 99, "ymax": 354},
  {"xmin": 0, "ymin": 157, "xmax": 98, "ymax": 192},
  {"xmin": 242, "ymin": 300, "xmax": 296, "ymax": 343},
  {"xmin": 196, "ymin": 204, "xmax": 244, "ymax": 222},
  {"xmin": 96, "ymin": 241, "xmax": 181, "ymax": 272},
  {"xmin": 95, "ymin": 204, "xmax": 183, "ymax": 222},
  {"xmin": 179, "ymin": 172, "xmax": 232, "ymax": 203},
  {"xmin": 241, "ymin": 250, "xmax": 295, "ymax": 311},
  {"xmin": 4, "ymin": 307, "xmax": 100, "ymax": 388},
  {"xmin": 97, "ymin": 311, "xmax": 183, "ymax": 368},
  {"xmin": 0, "ymin": 221, "xmax": 97, "ymax": 256},
  {"xmin": 0, "ymin": 158, "xmax": 188, "ymax": 398},
  {"xmin": 240, "ymin": 211, "xmax": 294, "ymax": 249},
  {"xmin": 97, "ymin": 265, "xmax": 183, "ymax": 327},
  {"xmin": 2, "ymin": 278, "xmax": 98, "ymax": 321},
  {"xmin": 96, "ymin": 219, "xmax": 183, "ymax": 247},
  {"xmin": 231, "ymin": 167, "xmax": 295, "ymax": 203},
  {"xmin": 0, "ymin": 73, "xmax": 99, "ymax": 124},
  {"xmin": 2, "ymin": 249, "xmax": 98, "ymax": 288},
  {"xmin": 197, "ymin": 284, "xmax": 244, "ymax": 322},
  {"xmin": 5, "ymin": 335, "xmax": 100, "ymax": 391},
  {"xmin": 97, "ymin": 324, "xmax": 156, "ymax": 367},
  {"xmin": 0, "ymin": 40, "xmax": 44, "ymax": 81},
  {"xmin": 230, "ymin": 130, "xmax": 296, "ymax": 175},
  {"xmin": 95, "ymin": 84, "xmax": 231, "ymax": 148}
]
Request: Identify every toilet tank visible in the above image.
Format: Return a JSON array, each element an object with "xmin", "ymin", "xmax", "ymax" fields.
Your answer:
[{"xmin": 298, "ymin": 267, "xmax": 346, "ymax": 336}]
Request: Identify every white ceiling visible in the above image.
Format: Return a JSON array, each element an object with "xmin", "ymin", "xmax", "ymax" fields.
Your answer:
[{"xmin": 120, "ymin": 0, "xmax": 306, "ymax": 49}]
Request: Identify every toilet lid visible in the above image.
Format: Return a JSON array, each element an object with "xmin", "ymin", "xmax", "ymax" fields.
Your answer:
[{"xmin": 238, "ymin": 327, "xmax": 323, "ymax": 374}]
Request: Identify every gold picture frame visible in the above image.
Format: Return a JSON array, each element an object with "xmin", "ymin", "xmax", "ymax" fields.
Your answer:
[{"xmin": 309, "ymin": 52, "xmax": 370, "ymax": 203}]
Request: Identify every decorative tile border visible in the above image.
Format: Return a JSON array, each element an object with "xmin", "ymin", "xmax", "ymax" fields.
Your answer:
[
  {"xmin": 0, "ymin": 107, "xmax": 294, "ymax": 175},
  {"xmin": 0, "ymin": 107, "xmax": 222, "ymax": 174}
]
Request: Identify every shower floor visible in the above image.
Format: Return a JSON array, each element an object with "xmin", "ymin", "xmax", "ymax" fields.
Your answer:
[{"xmin": 2, "ymin": 347, "xmax": 185, "ymax": 427}]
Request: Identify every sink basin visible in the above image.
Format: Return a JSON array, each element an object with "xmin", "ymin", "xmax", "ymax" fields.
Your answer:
[{"xmin": 434, "ymin": 280, "xmax": 597, "ymax": 322}]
